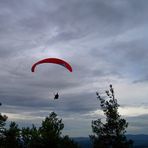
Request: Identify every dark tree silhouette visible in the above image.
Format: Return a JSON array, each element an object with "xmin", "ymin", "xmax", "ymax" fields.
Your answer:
[
  {"xmin": 0, "ymin": 103, "xmax": 8, "ymax": 147},
  {"xmin": 90, "ymin": 85, "xmax": 133, "ymax": 148},
  {"xmin": 0, "ymin": 106, "xmax": 79, "ymax": 148},
  {"xmin": 38, "ymin": 112, "xmax": 79, "ymax": 148},
  {"xmin": 21, "ymin": 124, "xmax": 42, "ymax": 148},
  {"xmin": 60, "ymin": 135, "xmax": 80, "ymax": 148},
  {"xmin": 39, "ymin": 112, "xmax": 64, "ymax": 147},
  {"xmin": 20, "ymin": 112, "xmax": 79, "ymax": 148},
  {"xmin": 3, "ymin": 122, "xmax": 20, "ymax": 148},
  {"xmin": 0, "ymin": 103, "xmax": 7, "ymax": 132}
]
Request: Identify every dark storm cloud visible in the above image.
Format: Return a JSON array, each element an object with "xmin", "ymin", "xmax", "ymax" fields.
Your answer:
[
  {"xmin": 1, "ymin": 0, "xmax": 147, "ymax": 57},
  {"xmin": 0, "ymin": 0, "xmax": 147, "ymax": 58}
]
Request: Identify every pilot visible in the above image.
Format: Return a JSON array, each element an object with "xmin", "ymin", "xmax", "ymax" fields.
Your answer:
[{"xmin": 54, "ymin": 93, "xmax": 59, "ymax": 99}]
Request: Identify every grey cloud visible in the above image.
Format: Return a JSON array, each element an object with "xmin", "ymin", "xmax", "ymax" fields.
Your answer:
[
  {"xmin": 1, "ymin": 0, "xmax": 147, "ymax": 56},
  {"xmin": 108, "ymin": 38, "xmax": 148, "ymax": 81},
  {"xmin": 1, "ymin": 0, "xmax": 147, "ymax": 60},
  {"xmin": 59, "ymin": 93, "xmax": 99, "ymax": 113},
  {"xmin": 133, "ymin": 77, "xmax": 148, "ymax": 83},
  {"xmin": 127, "ymin": 114, "xmax": 148, "ymax": 134}
]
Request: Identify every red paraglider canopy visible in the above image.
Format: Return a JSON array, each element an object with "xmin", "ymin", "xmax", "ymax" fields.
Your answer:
[{"xmin": 31, "ymin": 58, "xmax": 72, "ymax": 72}]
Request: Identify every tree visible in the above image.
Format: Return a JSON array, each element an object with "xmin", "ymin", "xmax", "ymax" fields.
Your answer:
[
  {"xmin": 0, "ymin": 103, "xmax": 8, "ymax": 147},
  {"xmin": 0, "ymin": 103, "xmax": 7, "ymax": 132},
  {"xmin": 60, "ymin": 135, "xmax": 80, "ymax": 148},
  {"xmin": 20, "ymin": 112, "xmax": 79, "ymax": 148},
  {"xmin": 0, "ymin": 100, "xmax": 79, "ymax": 148},
  {"xmin": 4, "ymin": 122, "xmax": 20, "ymax": 148},
  {"xmin": 38, "ymin": 112, "xmax": 64, "ymax": 148},
  {"xmin": 39, "ymin": 112, "xmax": 79, "ymax": 148},
  {"xmin": 21, "ymin": 124, "xmax": 42, "ymax": 148},
  {"xmin": 90, "ymin": 85, "xmax": 133, "ymax": 148}
]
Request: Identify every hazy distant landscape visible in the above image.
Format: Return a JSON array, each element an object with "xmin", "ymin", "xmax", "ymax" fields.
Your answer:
[{"xmin": 73, "ymin": 135, "xmax": 148, "ymax": 148}]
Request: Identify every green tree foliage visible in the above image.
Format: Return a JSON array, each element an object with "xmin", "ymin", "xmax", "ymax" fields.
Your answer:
[{"xmin": 90, "ymin": 85, "xmax": 133, "ymax": 148}]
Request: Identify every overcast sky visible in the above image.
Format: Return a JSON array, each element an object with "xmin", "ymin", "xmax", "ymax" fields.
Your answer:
[{"xmin": 0, "ymin": 0, "xmax": 148, "ymax": 137}]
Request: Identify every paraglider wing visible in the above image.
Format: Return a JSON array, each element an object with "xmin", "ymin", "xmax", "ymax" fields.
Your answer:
[{"xmin": 31, "ymin": 58, "xmax": 72, "ymax": 72}]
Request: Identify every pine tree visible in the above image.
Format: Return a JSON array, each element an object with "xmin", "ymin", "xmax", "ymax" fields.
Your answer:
[
  {"xmin": 4, "ymin": 122, "xmax": 20, "ymax": 148},
  {"xmin": 20, "ymin": 112, "xmax": 79, "ymax": 148},
  {"xmin": 0, "ymin": 102, "xmax": 8, "ymax": 147},
  {"xmin": 90, "ymin": 85, "xmax": 133, "ymax": 148},
  {"xmin": 0, "ymin": 103, "xmax": 7, "ymax": 132}
]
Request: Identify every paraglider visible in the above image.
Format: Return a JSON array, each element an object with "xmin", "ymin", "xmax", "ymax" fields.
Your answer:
[
  {"xmin": 31, "ymin": 58, "xmax": 72, "ymax": 72},
  {"xmin": 31, "ymin": 58, "xmax": 72, "ymax": 100},
  {"xmin": 54, "ymin": 93, "xmax": 59, "ymax": 99}
]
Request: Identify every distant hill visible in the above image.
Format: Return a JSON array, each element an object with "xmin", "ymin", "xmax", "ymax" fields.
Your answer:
[
  {"xmin": 127, "ymin": 134, "xmax": 148, "ymax": 148},
  {"xmin": 72, "ymin": 135, "xmax": 148, "ymax": 148}
]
